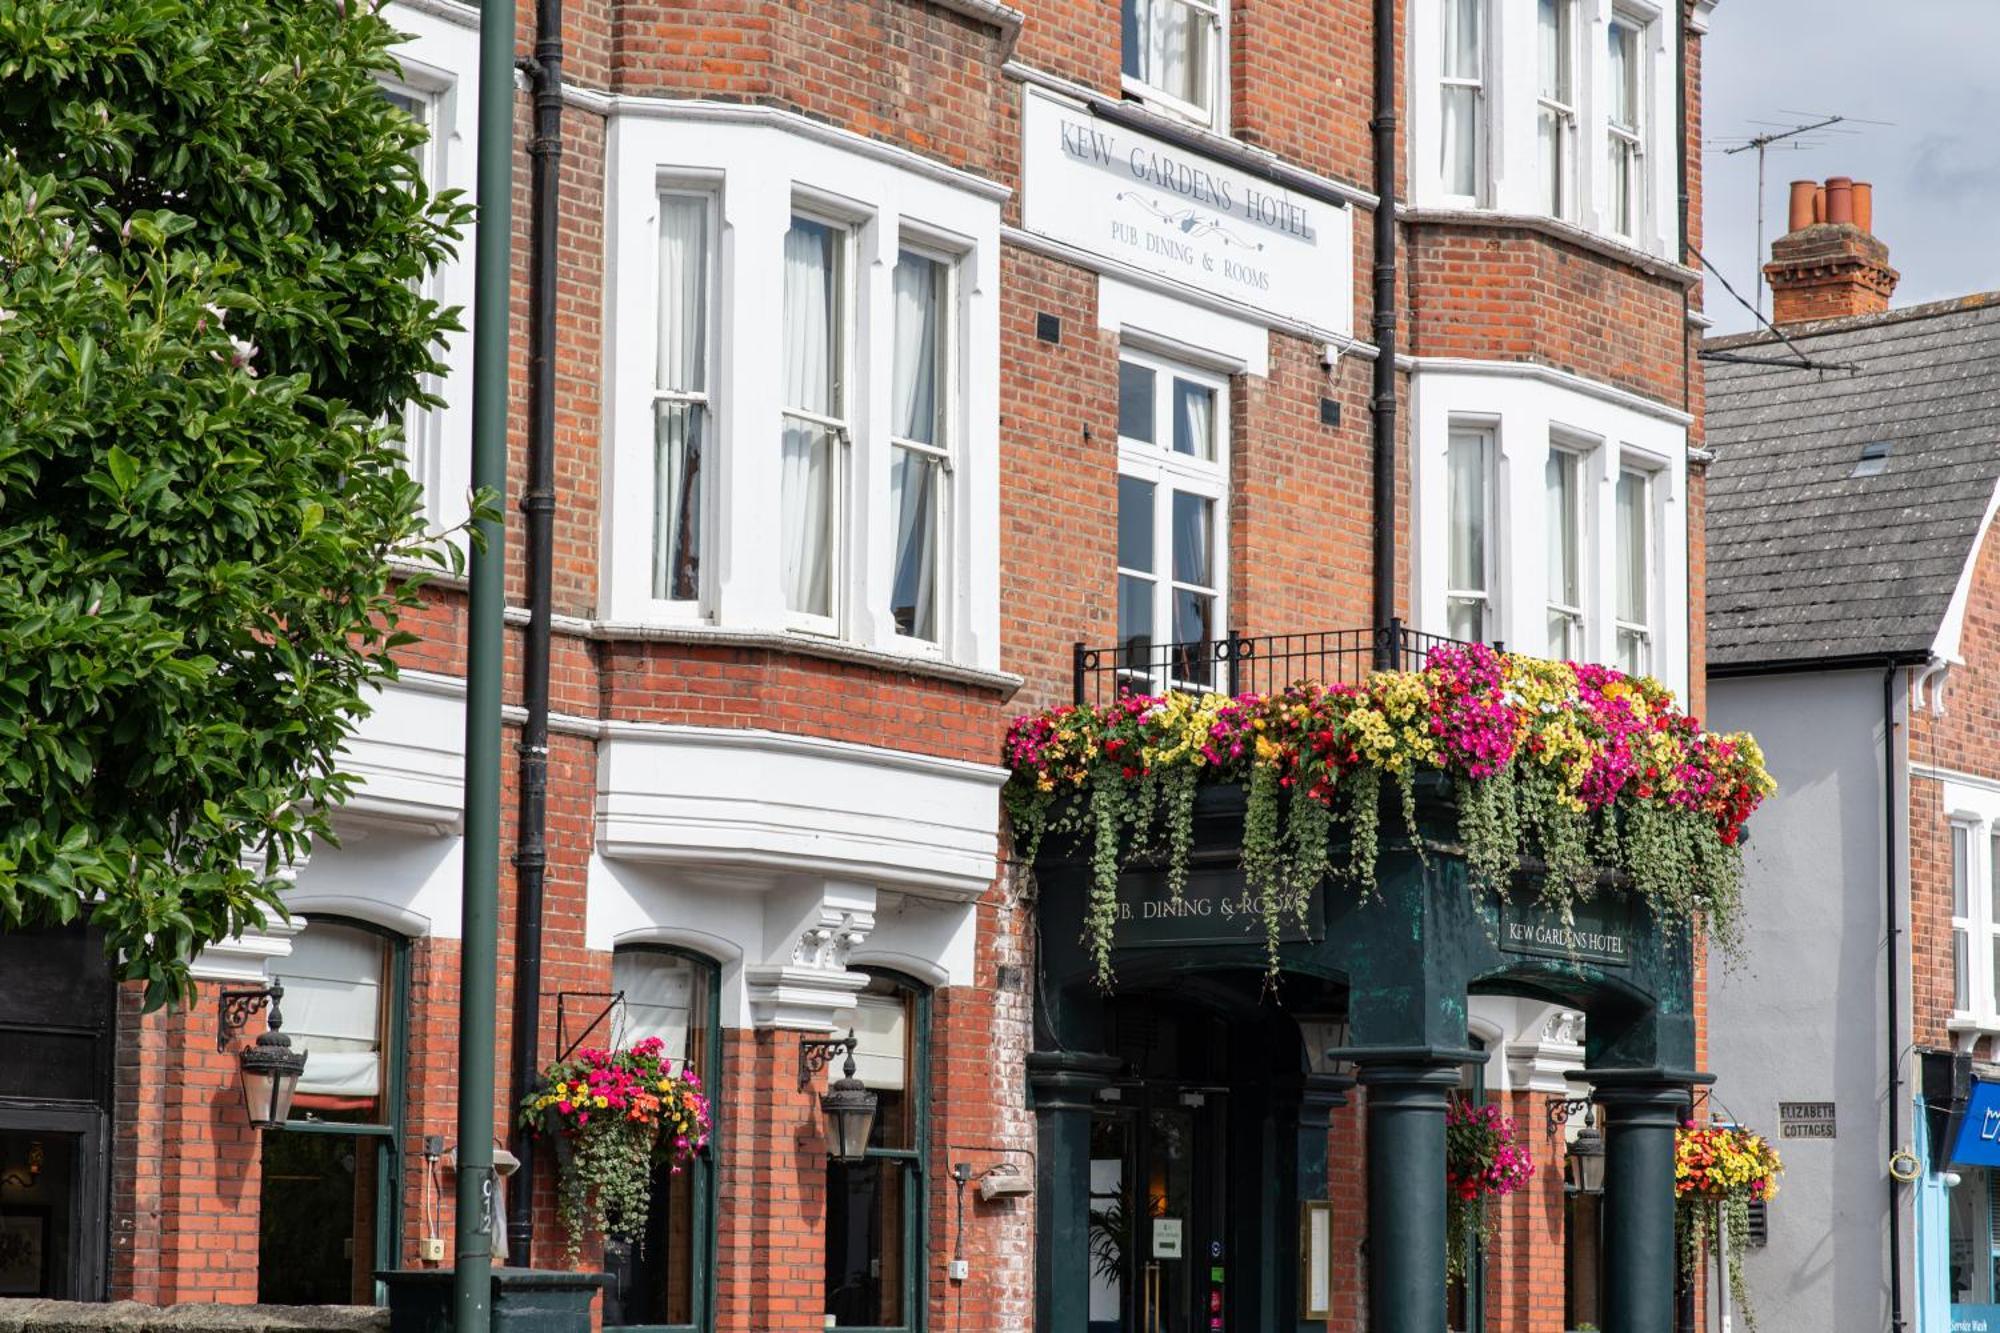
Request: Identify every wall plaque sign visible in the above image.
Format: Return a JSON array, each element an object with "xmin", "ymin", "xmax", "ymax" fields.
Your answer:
[
  {"xmin": 1494, "ymin": 896, "xmax": 1632, "ymax": 968},
  {"xmin": 1111, "ymin": 865, "xmax": 1324, "ymax": 950},
  {"xmin": 1020, "ymin": 85, "xmax": 1354, "ymax": 338},
  {"xmin": 1777, "ymin": 1101, "xmax": 1836, "ymax": 1139}
]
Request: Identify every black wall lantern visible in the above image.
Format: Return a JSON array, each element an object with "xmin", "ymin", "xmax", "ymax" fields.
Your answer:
[
  {"xmin": 800, "ymin": 1029, "xmax": 878, "ymax": 1163},
  {"xmin": 217, "ymin": 981, "xmax": 308, "ymax": 1130},
  {"xmin": 1549, "ymin": 1095, "xmax": 1606, "ymax": 1196}
]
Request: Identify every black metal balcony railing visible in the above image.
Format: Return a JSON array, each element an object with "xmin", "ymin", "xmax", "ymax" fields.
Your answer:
[{"xmin": 1071, "ymin": 619, "xmax": 1476, "ymax": 707}]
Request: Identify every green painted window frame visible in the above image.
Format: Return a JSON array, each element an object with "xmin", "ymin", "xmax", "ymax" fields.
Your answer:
[
  {"xmin": 265, "ymin": 915, "xmax": 412, "ymax": 1307},
  {"xmin": 604, "ymin": 945, "xmax": 724, "ymax": 1333},
  {"xmin": 829, "ymin": 969, "xmax": 931, "ymax": 1333}
]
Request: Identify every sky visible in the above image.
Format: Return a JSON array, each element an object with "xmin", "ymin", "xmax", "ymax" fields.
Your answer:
[{"xmin": 1701, "ymin": 0, "xmax": 2000, "ymax": 334}]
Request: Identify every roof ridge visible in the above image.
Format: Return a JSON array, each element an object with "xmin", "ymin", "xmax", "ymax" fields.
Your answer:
[{"xmin": 1703, "ymin": 291, "xmax": 2000, "ymax": 352}]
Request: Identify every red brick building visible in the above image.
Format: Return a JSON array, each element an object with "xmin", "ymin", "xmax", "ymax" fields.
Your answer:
[{"xmin": 0, "ymin": 1, "xmax": 1722, "ymax": 1330}]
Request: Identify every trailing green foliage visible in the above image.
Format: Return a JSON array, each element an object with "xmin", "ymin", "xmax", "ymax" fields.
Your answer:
[{"xmin": 0, "ymin": 0, "xmax": 474, "ymax": 1006}]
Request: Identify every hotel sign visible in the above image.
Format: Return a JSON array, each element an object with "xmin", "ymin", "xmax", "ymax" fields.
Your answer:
[
  {"xmin": 1495, "ymin": 897, "xmax": 1632, "ymax": 969},
  {"xmin": 1020, "ymin": 85, "xmax": 1354, "ymax": 338}
]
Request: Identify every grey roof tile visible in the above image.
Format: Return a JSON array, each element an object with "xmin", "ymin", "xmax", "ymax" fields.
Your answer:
[{"xmin": 1703, "ymin": 294, "xmax": 2000, "ymax": 668}]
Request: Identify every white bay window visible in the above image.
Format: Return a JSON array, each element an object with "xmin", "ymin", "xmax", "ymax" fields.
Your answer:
[
  {"xmin": 1122, "ymin": 0, "xmax": 1223, "ymax": 127},
  {"xmin": 1414, "ymin": 373, "xmax": 1688, "ymax": 696},
  {"xmin": 603, "ymin": 111, "xmax": 1001, "ymax": 673}
]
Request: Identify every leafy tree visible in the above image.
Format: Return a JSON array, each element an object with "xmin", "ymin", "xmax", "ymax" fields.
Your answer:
[{"xmin": 0, "ymin": 0, "xmax": 472, "ymax": 1006}]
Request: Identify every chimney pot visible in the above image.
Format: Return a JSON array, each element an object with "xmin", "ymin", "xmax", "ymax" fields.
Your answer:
[
  {"xmin": 1813, "ymin": 185, "xmax": 1826, "ymax": 224},
  {"xmin": 1825, "ymin": 176, "xmax": 1855, "ymax": 225},
  {"xmin": 1787, "ymin": 180, "xmax": 1818, "ymax": 232},
  {"xmin": 1854, "ymin": 182, "xmax": 1874, "ymax": 234}
]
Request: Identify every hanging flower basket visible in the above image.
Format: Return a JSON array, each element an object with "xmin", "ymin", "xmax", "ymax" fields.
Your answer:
[
  {"xmin": 1002, "ymin": 645, "xmax": 1775, "ymax": 986},
  {"xmin": 1443, "ymin": 1096, "xmax": 1535, "ymax": 1278},
  {"xmin": 519, "ymin": 1036, "xmax": 713, "ymax": 1264},
  {"xmin": 1676, "ymin": 1121, "xmax": 1783, "ymax": 1331}
]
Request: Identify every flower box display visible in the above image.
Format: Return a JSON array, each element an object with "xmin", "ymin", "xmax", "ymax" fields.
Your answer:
[
  {"xmin": 1003, "ymin": 645, "xmax": 1774, "ymax": 985},
  {"xmin": 519, "ymin": 1037, "xmax": 713, "ymax": 1263}
]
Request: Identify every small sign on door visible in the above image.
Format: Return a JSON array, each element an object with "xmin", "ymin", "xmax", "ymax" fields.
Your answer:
[{"xmin": 1152, "ymin": 1218, "xmax": 1184, "ymax": 1259}]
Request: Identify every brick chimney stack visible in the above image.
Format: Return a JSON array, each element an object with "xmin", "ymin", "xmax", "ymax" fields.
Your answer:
[{"xmin": 1764, "ymin": 176, "xmax": 1900, "ymax": 324}]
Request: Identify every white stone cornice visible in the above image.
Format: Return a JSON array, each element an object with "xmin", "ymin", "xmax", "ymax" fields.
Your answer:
[
  {"xmin": 1506, "ymin": 1008, "xmax": 1588, "ymax": 1095},
  {"xmin": 1402, "ymin": 355, "xmax": 1694, "ymax": 427}
]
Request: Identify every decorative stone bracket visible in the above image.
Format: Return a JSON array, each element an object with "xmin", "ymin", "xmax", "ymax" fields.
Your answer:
[{"xmin": 743, "ymin": 879, "xmax": 877, "ymax": 1031}]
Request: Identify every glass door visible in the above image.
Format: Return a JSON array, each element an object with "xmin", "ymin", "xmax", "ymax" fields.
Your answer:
[{"xmin": 1087, "ymin": 1087, "xmax": 1229, "ymax": 1333}]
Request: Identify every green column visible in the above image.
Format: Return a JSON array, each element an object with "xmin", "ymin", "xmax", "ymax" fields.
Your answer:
[
  {"xmin": 1593, "ymin": 1074, "xmax": 1692, "ymax": 1333},
  {"xmin": 1028, "ymin": 1050, "xmax": 1121, "ymax": 1333},
  {"xmin": 1355, "ymin": 1059, "xmax": 1463, "ymax": 1333}
]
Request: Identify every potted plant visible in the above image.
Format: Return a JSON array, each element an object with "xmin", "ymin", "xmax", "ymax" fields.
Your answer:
[
  {"xmin": 1444, "ymin": 1096, "xmax": 1535, "ymax": 1277},
  {"xmin": 1675, "ymin": 1120, "xmax": 1782, "ymax": 1330},
  {"xmin": 520, "ymin": 1036, "xmax": 713, "ymax": 1263}
]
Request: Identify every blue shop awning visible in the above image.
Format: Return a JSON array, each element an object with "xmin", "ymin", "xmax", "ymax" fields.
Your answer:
[{"xmin": 1951, "ymin": 1080, "xmax": 2000, "ymax": 1167}]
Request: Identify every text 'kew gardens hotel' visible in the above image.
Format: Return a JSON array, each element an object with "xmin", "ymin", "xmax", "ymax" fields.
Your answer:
[{"xmin": 0, "ymin": 2, "xmax": 1723, "ymax": 1332}]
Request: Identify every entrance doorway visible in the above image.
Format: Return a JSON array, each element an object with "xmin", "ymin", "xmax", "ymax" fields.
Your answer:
[{"xmin": 1078, "ymin": 987, "xmax": 1311, "ymax": 1333}]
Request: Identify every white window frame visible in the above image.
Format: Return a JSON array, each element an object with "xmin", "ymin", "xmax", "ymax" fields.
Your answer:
[
  {"xmin": 1115, "ymin": 347, "xmax": 1230, "ymax": 693},
  {"xmin": 382, "ymin": 5, "xmax": 480, "ymax": 535},
  {"xmin": 1536, "ymin": 0, "xmax": 1579, "ymax": 221},
  {"xmin": 1445, "ymin": 420, "xmax": 1498, "ymax": 644},
  {"xmin": 1437, "ymin": 0, "xmax": 1489, "ymax": 205},
  {"xmin": 1613, "ymin": 457, "xmax": 1658, "ymax": 676},
  {"xmin": 1605, "ymin": 9, "xmax": 1649, "ymax": 242},
  {"xmin": 1121, "ymin": 0, "xmax": 1227, "ymax": 130},
  {"xmin": 651, "ymin": 186, "xmax": 720, "ymax": 609},
  {"xmin": 887, "ymin": 238, "xmax": 959, "ymax": 652},
  {"xmin": 600, "ymin": 110, "xmax": 1003, "ymax": 673},
  {"xmin": 778, "ymin": 205, "xmax": 856, "ymax": 637},
  {"xmin": 1544, "ymin": 437, "xmax": 1590, "ymax": 660}
]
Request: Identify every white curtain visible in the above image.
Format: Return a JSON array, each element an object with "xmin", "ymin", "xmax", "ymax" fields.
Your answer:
[
  {"xmin": 1441, "ymin": 0, "xmax": 1483, "ymax": 196},
  {"xmin": 836, "ymin": 990, "xmax": 909, "ymax": 1094},
  {"xmin": 1173, "ymin": 379, "xmax": 1212, "ymax": 459},
  {"xmin": 657, "ymin": 196, "xmax": 707, "ymax": 393},
  {"xmin": 1616, "ymin": 469, "xmax": 1647, "ymax": 623},
  {"xmin": 1447, "ymin": 430, "xmax": 1488, "ymax": 595},
  {"xmin": 890, "ymin": 452, "xmax": 937, "ymax": 641},
  {"xmin": 274, "ymin": 924, "xmax": 385, "ymax": 1100},
  {"xmin": 782, "ymin": 220, "xmax": 836, "ymax": 616},
  {"xmin": 1171, "ymin": 491, "xmax": 1213, "ymax": 644},
  {"xmin": 892, "ymin": 255, "xmax": 939, "ymax": 446},
  {"xmin": 1132, "ymin": 0, "xmax": 1202, "ymax": 106},
  {"xmin": 613, "ymin": 952, "xmax": 698, "ymax": 1069}
]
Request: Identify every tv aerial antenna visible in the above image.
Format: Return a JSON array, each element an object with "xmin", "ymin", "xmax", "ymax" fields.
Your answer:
[{"xmin": 1715, "ymin": 109, "xmax": 1889, "ymax": 316}]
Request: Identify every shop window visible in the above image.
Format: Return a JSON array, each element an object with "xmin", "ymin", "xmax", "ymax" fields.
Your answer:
[
  {"xmin": 605, "ymin": 948, "xmax": 721, "ymax": 1332},
  {"xmin": 1121, "ymin": 0, "xmax": 1223, "ymax": 128},
  {"xmin": 825, "ymin": 972, "xmax": 929, "ymax": 1331},
  {"xmin": 258, "ymin": 919, "xmax": 408, "ymax": 1306},
  {"xmin": 1115, "ymin": 351, "xmax": 1229, "ymax": 692},
  {"xmin": 1446, "ymin": 424, "xmax": 1496, "ymax": 644}
]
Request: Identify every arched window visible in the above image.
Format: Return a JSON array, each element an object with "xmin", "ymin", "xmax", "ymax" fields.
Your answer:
[
  {"xmin": 824, "ymin": 970, "xmax": 929, "ymax": 1331},
  {"xmin": 604, "ymin": 947, "xmax": 721, "ymax": 1332},
  {"xmin": 257, "ymin": 917, "xmax": 408, "ymax": 1305}
]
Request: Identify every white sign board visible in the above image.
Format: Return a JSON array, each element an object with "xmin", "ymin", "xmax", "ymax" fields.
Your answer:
[
  {"xmin": 1152, "ymin": 1217, "xmax": 1184, "ymax": 1259},
  {"xmin": 1021, "ymin": 86, "xmax": 1353, "ymax": 338}
]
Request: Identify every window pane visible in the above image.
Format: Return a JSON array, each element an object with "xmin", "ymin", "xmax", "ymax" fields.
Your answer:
[
  {"xmin": 891, "ymin": 251, "xmax": 945, "ymax": 447},
  {"xmin": 1955, "ymin": 825, "xmax": 1971, "ymax": 917},
  {"xmin": 652, "ymin": 400, "xmax": 703, "ymax": 601},
  {"xmin": 826, "ymin": 1159, "xmax": 907, "ymax": 1327},
  {"xmin": 658, "ymin": 195, "xmax": 708, "ymax": 394},
  {"xmin": 1442, "ymin": 86, "xmax": 1479, "ymax": 197},
  {"xmin": 1546, "ymin": 450, "xmax": 1580, "ymax": 608},
  {"xmin": 1538, "ymin": 0, "xmax": 1567, "ymax": 100},
  {"xmin": 1548, "ymin": 609, "xmax": 1581, "ymax": 660},
  {"xmin": 1956, "ymin": 927, "xmax": 1971, "ymax": 1011},
  {"xmin": 275, "ymin": 923, "xmax": 388, "ymax": 1113},
  {"xmin": 612, "ymin": 950, "xmax": 711, "ymax": 1075},
  {"xmin": 1448, "ymin": 597, "xmax": 1485, "ymax": 645},
  {"xmin": 1611, "ymin": 140, "xmax": 1636, "ymax": 234},
  {"xmin": 1444, "ymin": 0, "xmax": 1482, "ymax": 78},
  {"xmin": 1172, "ymin": 378, "xmax": 1215, "ymax": 459},
  {"xmin": 782, "ymin": 218, "xmax": 838, "ymax": 417},
  {"xmin": 1171, "ymin": 491, "xmax": 1212, "ymax": 588},
  {"xmin": 780, "ymin": 418, "xmax": 837, "ymax": 616},
  {"xmin": 1119, "ymin": 361, "xmax": 1157, "ymax": 443},
  {"xmin": 1448, "ymin": 430, "xmax": 1488, "ymax": 596},
  {"xmin": 1126, "ymin": 0, "xmax": 1209, "ymax": 108},
  {"xmin": 843, "ymin": 985, "xmax": 913, "ymax": 1149},
  {"xmin": 1118, "ymin": 475, "xmax": 1156, "ymax": 572},
  {"xmin": 1539, "ymin": 109, "xmax": 1560, "ymax": 215},
  {"xmin": 1121, "ymin": 0, "xmax": 1144, "ymax": 79},
  {"xmin": 1174, "ymin": 588, "xmax": 1217, "ymax": 647},
  {"xmin": 1610, "ymin": 22, "xmax": 1638, "ymax": 128},
  {"xmin": 1616, "ymin": 468, "xmax": 1648, "ymax": 624},
  {"xmin": 1119, "ymin": 574, "xmax": 1156, "ymax": 671},
  {"xmin": 258, "ymin": 1132, "xmax": 383, "ymax": 1305},
  {"xmin": 891, "ymin": 448, "xmax": 941, "ymax": 641},
  {"xmin": 1616, "ymin": 627, "xmax": 1648, "ymax": 676}
]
